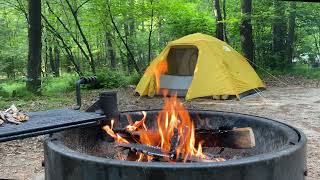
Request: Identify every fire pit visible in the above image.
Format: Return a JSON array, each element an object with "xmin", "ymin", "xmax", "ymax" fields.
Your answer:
[{"xmin": 44, "ymin": 92, "xmax": 307, "ymax": 180}]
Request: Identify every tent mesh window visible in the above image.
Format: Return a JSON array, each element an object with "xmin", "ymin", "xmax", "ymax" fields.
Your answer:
[{"xmin": 167, "ymin": 46, "xmax": 198, "ymax": 76}]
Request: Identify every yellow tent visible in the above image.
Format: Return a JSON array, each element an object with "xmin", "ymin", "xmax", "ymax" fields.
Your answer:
[{"xmin": 136, "ymin": 33, "xmax": 265, "ymax": 100}]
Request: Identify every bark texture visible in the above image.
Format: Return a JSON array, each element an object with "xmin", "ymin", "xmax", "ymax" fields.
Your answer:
[{"xmin": 27, "ymin": 0, "xmax": 42, "ymax": 93}]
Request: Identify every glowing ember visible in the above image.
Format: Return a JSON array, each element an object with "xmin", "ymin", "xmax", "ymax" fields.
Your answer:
[{"xmin": 102, "ymin": 94, "xmax": 219, "ymax": 163}]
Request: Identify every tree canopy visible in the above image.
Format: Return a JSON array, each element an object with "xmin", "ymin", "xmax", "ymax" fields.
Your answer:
[{"xmin": 0, "ymin": 0, "xmax": 319, "ymax": 91}]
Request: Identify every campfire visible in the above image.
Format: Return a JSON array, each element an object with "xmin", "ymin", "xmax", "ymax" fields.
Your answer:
[
  {"xmin": 102, "ymin": 92, "xmax": 255, "ymax": 163},
  {"xmin": 0, "ymin": 78, "xmax": 307, "ymax": 179}
]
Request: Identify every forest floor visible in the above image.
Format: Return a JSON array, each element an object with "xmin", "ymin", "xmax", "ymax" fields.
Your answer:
[{"xmin": 0, "ymin": 77, "xmax": 320, "ymax": 180}]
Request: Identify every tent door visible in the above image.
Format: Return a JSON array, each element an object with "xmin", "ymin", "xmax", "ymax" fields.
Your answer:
[
  {"xmin": 159, "ymin": 46, "xmax": 198, "ymax": 96},
  {"xmin": 167, "ymin": 45, "xmax": 198, "ymax": 76}
]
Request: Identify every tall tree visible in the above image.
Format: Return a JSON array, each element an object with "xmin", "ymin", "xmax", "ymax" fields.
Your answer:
[
  {"xmin": 213, "ymin": 0, "xmax": 224, "ymax": 41},
  {"xmin": 148, "ymin": 0, "xmax": 154, "ymax": 63},
  {"xmin": 106, "ymin": 0, "xmax": 141, "ymax": 75},
  {"xmin": 42, "ymin": 14, "xmax": 83, "ymax": 75},
  {"xmin": 54, "ymin": 45, "xmax": 60, "ymax": 76},
  {"xmin": 65, "ymin": 0, "xmax": 96, "ymax": 74},
  {"xmin": 45, "ymin": 1, "xmax": 89, "ymax": 74},
  {"xmin": 49, "ymin": 46, "xmax": 54, "ymax": 73},
  {"xmin": 105, "ymin": 32, "xmax": 116, "ymax": 69},
  {"xmin": 286, "ymin": 2, "xmax": 297, "ymax": 67},
  {"xmin": 240, "ymin": 0, "xmax": 254, "ymax": 63},
  {"xmin": 26, "ymin": 0, "xmax": 42, "ymax": 93},
  {"xmin": 222, "ymin": 0, "xmax": 229, "ymax": 43},
  {"xmin": 272, "ymin": 1, "xmax": 287, "ymax": 69},
  {"xmin": 124, "ymin": 15, "xmax": 133, "ymax": 73}
]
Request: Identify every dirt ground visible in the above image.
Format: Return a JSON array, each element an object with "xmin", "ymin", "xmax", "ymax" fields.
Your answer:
[{"xmin": 0, "ymin": 84, "xmax": 319, "ymax": 180}]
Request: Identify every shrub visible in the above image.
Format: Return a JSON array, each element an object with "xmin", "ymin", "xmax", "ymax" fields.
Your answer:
[
  {"xmin": 126, "ymin": 72, "xmax": 142, "ymax": 85},
  {"xmin": 0, "ymin": 81, "xmax": 33, "ymax": 98},
  {"xmin": 92, "ymin": 69, "xmax": 128, "ymax": 89},
  {"xmin": 42, "ymin": 74, "xmax": 78, "ymax": 95},
  {"xmin": 0, "ymin": 86, "xmax": 9, "ymax": 97}
]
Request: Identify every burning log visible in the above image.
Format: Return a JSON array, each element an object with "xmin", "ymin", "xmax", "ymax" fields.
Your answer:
[
  {"xmin": 103, "ymin": 94, "xmax": 255, "ymax": 163},
  {"xmin": 112, "ymin": 127, "xmax": 255, "ymax": 149},
  {"xmin": 0, "ymin": 104, "xmax": 29, "ymax": 125},
  {"xmin": 117, "ymin": 143, "xmax": 166, "ymax": 157},
  {"xmin": 196, "ymin": 127, "xmax": 255, "ymax": 149},
  {"xmin": 116, "ymin": 143, "xmax": 225, "ymax": 163},
  {"xmin": 169, "ymin": 128, "xmax": 180, "ymax": 159}
]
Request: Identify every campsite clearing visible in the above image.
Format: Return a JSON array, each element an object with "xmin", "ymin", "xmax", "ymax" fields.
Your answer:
[{"xmin": 0, "ymin": 85, "xmax": 319, "ymax": 180}]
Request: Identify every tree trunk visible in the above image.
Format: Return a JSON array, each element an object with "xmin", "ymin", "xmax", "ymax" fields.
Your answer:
[
  {"xmin": 65, "ymin": 0, "xmax": 96, "ymax": 74},
  {"xmin": 272, "ymin": 1, "xmax": 287, "ymax": 69},
  {"xmin": 124, "ymin": 16, "xmax": 133, "ymax": 74},
  {"xmin": 222, "ymin": 0, "xmax": 229, "ymax": 43},
  {"xmin": 106, "ymin": 0, "xmax": 141, "ymax": 74},
  {"xmin": 158, "ymin": 17, "xmax": 163, "ymax": 48},
  {"xmin": 42, "ymin": 14, "xmax": 83, "ymax": 76},
  {"xmin": 213, "ymin": 0, "xmax": 224, "ymax": 41},
  {"xmin": 314, "ymin": 35, "xmax": 320, "ymax": 56},
  {"xmin": 27, "ymin": 0, "xmax": 42, "ymax": 93},
  {"xmin": 44, "ymin": 36, "xmax": 49, "ymax": 75},
  {"xmin": 49, "ymin": 46, "xmax": 55, "ymax": 73},
  {"xmin": 128, "ymin": 0, "xmax": 137, "ymax": 73},
  {"xmin": 45, "ymin": 1, "xmax": 86, "ymax": 75},
  {"xmin": 106, "ymin": 32, "xmax": 116, "ymax": 69},
  {"xmin": 286, "ymin": 2, "xmax": 297, "ymax": 67},
  {"xmin": 54, "ymin": 46, "xmax": 60, "ymax": 76},
  {"xmin": 240, "ymin": 0, "xmax": 254, "ymax": 63},
  {"xmin": 148, "ymin": 0, "xmax": 154, "ymax": 63}
]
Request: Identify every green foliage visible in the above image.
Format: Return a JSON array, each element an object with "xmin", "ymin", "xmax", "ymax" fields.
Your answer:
[
  {"xmin": 258, "ymin": 63, "xmax": 320, "ymax": 79},
  {"xmin": 161, "ymin": 2, "xmax": 215, "ymax": 39},
  {"xmin": 1, "ymin": 0, "xmax": 320, "ymax": 95},
  {"xmin": 94, "ymin": 69, "xmax": 128, "ymax": 89},
  {"xmin": 41, "ymin": 74, "xmax": 78, "ymax": 95},
  {"xmin": 0, "ymin": 80, "xmax": 34, "ymax": 98},
  {"xmin": 0, "ymin": 86, "xmax": 9, "ymax": 97},
  {"xmin": 0, "ymin": 3, "xmax": 28, "ymax": 78},
  {"xmin": 289, "ymin": 64, "xmax": 320, "ymax": 78},
  {"xmin": 126, "ymin": 72, "xmax": 142, "ymax": 85}
]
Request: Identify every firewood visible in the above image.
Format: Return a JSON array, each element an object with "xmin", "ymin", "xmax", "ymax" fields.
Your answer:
[
  {"xmin": 185, "ymin": 156, "xmax": 225, "ymax": 163},
  {"xmin": 117, "ymin": 143, "xmax": 226, "ymax": 163},
  {"xmin": 5, "ymin": 115, "xmax": 21, "ymax": 124},
  {"xmin": 169, "ymin": 128, "xmax": 180, "ymax": 159},
  {"xmin": 116, "ymin": 143, "xmax": 169, "ymax": 159},
  {"xmin": 113, "ymin": 127, "xmax": 255, "ymax": 149},
  {"xmin": 0, "ymin": 111, "xmax": 5, "ymax": 121},
  {"xmin": 0, "ymin": 104, "xmax": 29, "ymax": 125},
  {"xmin": 196, "ymin": 127, "xmax": 255, "ymax": 149},
  {"xmin": 5, "ymin": 104, "xmax": 18, "ymax": 113}
]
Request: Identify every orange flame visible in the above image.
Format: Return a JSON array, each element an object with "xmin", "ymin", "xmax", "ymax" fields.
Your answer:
[
  {"xmin": 126, "ymin": 111, "xmax": 147, "ymax": 132},
  {"xmin": 138, "ymin": 94, "xmax": 207, "ymax": 161},
  {"xmin": 146, "ymin": 60, "xmax": 168, "ymax": 93},
  {"xmin": 102, "ymin": 120, "xmax": 129, "ymax": 144},
  {"xmin": 103, "ymin": 96, "xmax": 209, "ymax": 162}
]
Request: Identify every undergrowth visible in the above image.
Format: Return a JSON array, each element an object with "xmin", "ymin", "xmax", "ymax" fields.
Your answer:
[{"xmin": 0, "ymin": 69, "xmax": 142, "ymax": 99}]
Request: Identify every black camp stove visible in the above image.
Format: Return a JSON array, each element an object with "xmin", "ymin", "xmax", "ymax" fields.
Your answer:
[{"xmin": 0, "ymin": 77, "xmax": 307, "ymax": 180}]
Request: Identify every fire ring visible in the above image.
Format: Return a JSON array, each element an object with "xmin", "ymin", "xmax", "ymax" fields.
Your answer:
[{"xmin": 44, "ymin": 110, "xmax": 307, "ymax": 180}]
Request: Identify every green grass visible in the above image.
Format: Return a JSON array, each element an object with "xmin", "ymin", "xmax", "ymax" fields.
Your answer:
[
  {"xmin": 258, "ymin": 63, "xmax": 320, "ymax": 79},
  {"xmin": 289, "ymin": 64, "xmax": 320, "ymax": 78},
  {"xmin": 41, "ymin": 73, "xmax": 78, "ymax": 95},
  {"xmin": 0, "ymin": 70, "xmax": 140, "ymax": 104},
  {"xmin": 0, "ymin": 80, "xmax": 34, "ymax": 98}
]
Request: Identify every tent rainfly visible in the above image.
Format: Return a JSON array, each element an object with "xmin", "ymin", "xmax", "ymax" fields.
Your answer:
[{"xmin": 135, "ymin": 33, "xmax": 265, "ymax": 100}]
